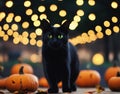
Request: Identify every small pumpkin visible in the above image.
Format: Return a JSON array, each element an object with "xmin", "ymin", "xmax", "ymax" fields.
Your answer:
[
  {"xmin": 0, "ymin": 78, "xmax": 7, "ymax": 89},
  {"xmin": 76, "ymin": 69, "xmax": 101, "ymax": 87},
  {"xmin": 6, "ymin": 66, "xmax": 39, "ymax": 93},
  {"xmin": 39, "ymin": 77, "xmax": 62, "ymax": 88},
  {"xmin": 108, "ymin": 72, "xmax": 120, "ymax": 92},
  {"xmin": 104, "ymin": 62, "xmax": 120, "ymax": 83},
  {"xmin": 11, "ymin": 58, "xmax": 34, "ymax": 74}
]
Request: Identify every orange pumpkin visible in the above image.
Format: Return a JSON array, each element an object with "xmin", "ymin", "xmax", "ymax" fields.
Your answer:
[
  {"xmin": 11, "ymin": 59, "xmax": 33, "ymax": 74},
  {"xmin": 104, "ymin": 63, "xmax": 120, "ymax": 83},
  {"xmin": 6, "ymin": 66, "xmax": 39, "ymax": 93},
  {"xmin": 39, "ymin": 77, "xmax": 62, "ymax": 88},
  {"xmin": 76, "ymin": 70, "xmax": 101, "ymax": 87},
  {"xmin": 108, "ymin": 72, "xmax": 120, "ymax": 91},
  {"xmin": 0, "ymin": 78, "xmax": 7, "ymax": 89}
]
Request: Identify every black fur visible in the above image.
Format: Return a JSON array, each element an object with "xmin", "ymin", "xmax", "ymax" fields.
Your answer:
[{"xmin": 41, "ymin": 19, "xmax": 79, "ymax": 93}]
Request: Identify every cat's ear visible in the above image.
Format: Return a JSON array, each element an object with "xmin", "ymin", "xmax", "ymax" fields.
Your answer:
[
  {"xmin": 60, "ymin": 20, "xmax": 71, "ymax": 34},
  {"xmin": 40, "ymin": 19, "xmax": 51, "ymax": 33}
]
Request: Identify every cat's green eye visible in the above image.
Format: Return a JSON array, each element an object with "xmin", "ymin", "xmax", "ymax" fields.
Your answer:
[
  {"xmin": 58, "ymin": 34, "xmax": 63, "ymax": 39},
  {"xmin": 48, "ymin": 34, "xmax": 53, "ymax": 39}
]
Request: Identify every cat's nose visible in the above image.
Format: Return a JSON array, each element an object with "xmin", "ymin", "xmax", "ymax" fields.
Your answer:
[{"xmin": 53, "ymin": 38, "xmax": 57, "ymax": 43}]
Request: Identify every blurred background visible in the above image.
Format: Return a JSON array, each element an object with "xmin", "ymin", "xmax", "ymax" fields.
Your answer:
[{"xmin": 0, "ymin": 0, "xmax": 120, "ymax": 87}]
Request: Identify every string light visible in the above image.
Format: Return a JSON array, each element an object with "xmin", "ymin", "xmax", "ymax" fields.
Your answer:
[
  {"xmin": 5, "ymin": 1, "xmax": 13, "ymax": 8},
  {"xmin": 0, "ymin": 0, "xmax": 119, "ymax": 47},
  {"xmin": 38, "ymin": 5, "xmax": 46, "ymax": 12},
  {"xmin": 50, "ymin": 4, "xmax": 58, "ymax": 12},
  {"xmin": 111, "ymin": 1, "xmax": 118, "ymax": 9}
]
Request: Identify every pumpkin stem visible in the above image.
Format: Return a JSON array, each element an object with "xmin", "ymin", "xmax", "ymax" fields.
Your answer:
[
  {"xmin": 19, "ymin": 66, "xmax": 24, "ymax": 74},
  {"xmin": 117, "ymin": 72, "xmax": 120, "ymax": 77}
]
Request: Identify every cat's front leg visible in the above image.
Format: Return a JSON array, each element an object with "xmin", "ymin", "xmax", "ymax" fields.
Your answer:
[{"xmin": 62, "ymin": 65, "xmax": 71, "ymax": 93}]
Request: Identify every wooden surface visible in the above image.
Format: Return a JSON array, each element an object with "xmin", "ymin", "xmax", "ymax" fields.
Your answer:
[{"xmin": 0, "ymin": 88, "xmax": 120, "ymax": 94}]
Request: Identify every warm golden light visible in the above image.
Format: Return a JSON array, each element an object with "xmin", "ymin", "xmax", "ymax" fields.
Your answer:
[
  {"xmin": 69, "ymin": 21, "xmax": 78, "ymax": 30},
  {"xmin": 113, "ymin": 26, "xmax": 119, "ymax": 33},
  {"xmin": 88, "ymin": 0, "xmax": 95, "ymax": 6},
  {"xmin": 76, "ymin": 0, "xmax": 84, "ymax": 6},
  {"xmin": 111, "ymin": 16, "xmax": 118, "ymax": 23},
  {"xmin": 33, "ymin": 20, "xmax": 41, "ymax": 27},
  {"xmin": 111, "ymin": 1, "xmax": 118, "ymax": 9},
  {"xmin": 105, "ymin": 29, "xmax": 112, "ymax": 36},
  {"xmin": 92, "ymin": 53, "xmax": 104, "ymax": 65},
  {"xmin": 36, "ymin": 40, "xmax": 43, "ymax": 47},
  {"xmin": 0, "ymin": 12, "xmax": 6, "ymax": 21},
  {"xmin": 30, "ymin": 39, "xmax": 36, "ymax": 45},
  {"xmin": 0, "ymin": 31, "xmax": 5, "ymax": 37},
  {"xmin": 5, "ymin": 1, "xmax": 13, "ymax": 8},
  {"xmin": 53, "ymin": 24, "xmax": 60, "ymax": 27},
  {"xmin": 31, "ymin": 14, "xmax": 38, "ymax": 21},
  {"xmin": 21, "ymin": 37, "xmax": 29, "ymax": 45},
  {"xmin": 3, "ymin": 35, "xmax": 9, "ymax": 41},
  {"xmin": 59, "ymin": 10, "xmax": 67, "ymax": 17},
  {"xmin": 95, "ymin": 25, "xmax": 102, "ymax": 32},
  {"xmin": 3, "ymin": 24, "xmax": 9, "ymax": 31},
  {"xmin": 13, "ymin": 32, "xmax": 19, "ymax": 38},
  {"xmin": 76, "ymin": 9, "xmax": 84, "ymax": 16},
  {"xmin": 13, "ymin": 37, "xmax": 20, "ymax": 44},
  {"xmin": 96, "ymin": 32, "xmax": 104, "ymax": 39},
  {"xmin": 74, "ymin": 15, "xmax": 81, "ymax": 22},
  {"xmin": 88, "ymin": 30, "xmax": 95, "ymax": 35},
  {"xmin": 38, "ymin": 5, "xmax": 46, "ymax": 12},
  {"xmin": 35, "ymin": 28, "xmax": 42, "ymax": 36},
  {"xmin": 14, "ymin": 15, "xmax": 21, "ymax": 22},
  {"xmin": 104, "ymin": 21, "xmax": 110, "ymax": 27},
  {"xmin": 50, "ymin": 4, "xmax": 58, "ymax": 12},
  {"xmin": 24, "ymin": 1, "xmax": 31, "ymax": 7},
  {"xmin": 6, "ymin": 13, "xmax": 14, "ymax": 23},
  {"xmin": 7, "ymin": 29, "xmax": 13, "ymax": 36},
  {"xmin": 22, "ymin": 21, "xmax": 29, "ymax": 29},
  {"xmin": 11, "ymin": 24, "xmax": 18, "ymax": 31},
  {"xmin": 30, "ymin": 32, "xmax": 37, "ymax": 39},
  {"xmin": 39, "ymin": 14, "xmax": 47, "ymax": 20},
  {"xmin": 88, "ymin": 13, "xmax": 96, "ymax": 21},
  {"xmin": 22, "ymin": 31, "xmax": 29, "ymax": 38},
  {"xmin": 26, "ymin": 9, "xmax": 33, "ymax": 16}
]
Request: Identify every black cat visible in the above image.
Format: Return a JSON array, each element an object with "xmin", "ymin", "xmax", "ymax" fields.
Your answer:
[{"xmin": 41, "ymin": 19, "xmax": 79, "ymax": 93}]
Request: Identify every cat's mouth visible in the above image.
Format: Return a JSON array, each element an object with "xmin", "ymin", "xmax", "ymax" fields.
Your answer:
[{"xmin": 48, "ymin": 42, "xmax": 62, "ymax": 50}]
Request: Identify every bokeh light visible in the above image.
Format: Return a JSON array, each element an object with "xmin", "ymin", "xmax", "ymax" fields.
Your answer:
[
  {"xmin": 50, "ymin": 4, "xmax": 58, "ymax": 12},
  {"xmin": 59, "ymin": 10, "xmax": 67, "ymax": 17},
  {"xmin": 88, "ymin": 0, "xmax": 96, "ymax": 6},
  {"xmin": 111, "ymin": 1, "xmax": 118, "ymax": 9},
  {"xmin": 14, "ymin": 15, "xmax": 22, "ymax": 22},
  {"xmin": 95, "ymin": 25, "xmax": 102, "ymax": 32},
  {"xmin": 5, "ymin": 1, "xmax": 13, "ymax": 8},
  {"xmin": 24, "ymin": 0, "xmax": 31, "ymax": 7},
  {"xmin": 38, "ymin": 5, "xmax": 46, "ymax": 12},
  {"xmin": 26, "ymin": 9, "xmax": 33, "ymax": 16},
  {"xmin": 113, "ymin": 26, "xmax": 119, "ymax": 33},
  {"xmin": 77, "ymin": 9, "xmax": 84, "ymax": 17},
  {"xmin": 111, "ymin": 16, "xmax": 118, "ymax": 23},
  {"xmin": 35, "ymin": 28, "xmax": 42, "ymax": 36},
  {"xmin": 88, "ymin": 13, "xmax": 96, "ymax": 21},
  {"xmin": 104, "ymin": 21, "xmax": 110, "ymax": 27},
  {"xmin": 22, "ymin": 21, "xmax": 29, "ymax": 29},
  {"xmin": 92, "ymin": 53, "xmax": 104, "ymax": 65},
  {"xmin": 105, "ymin": 29, "xmax": 112, "ymax": 36},
  {"xmin": 76, "ymin": 0, "xmax": 84, "ymax": 6}
]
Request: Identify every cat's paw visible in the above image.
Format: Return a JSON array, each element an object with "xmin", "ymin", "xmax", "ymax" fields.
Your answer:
[
  {"xmin": 48, "ymin": 88, "xmax": 58, "ymax": 93},
  {"xmin": 70, "ymin": 84, "xmax": 77, "ymax": 91},
  {"xmin": 63, "ymin": 88, "xmax": 71, "ymax": 93}
]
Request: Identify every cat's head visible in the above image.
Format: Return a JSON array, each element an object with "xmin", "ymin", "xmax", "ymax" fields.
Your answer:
[{"xmin": 41, "ymin": 19, "xmax": 71, "ymax": 50}]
